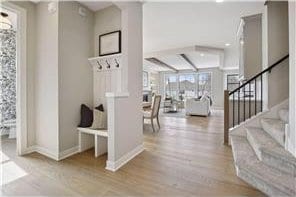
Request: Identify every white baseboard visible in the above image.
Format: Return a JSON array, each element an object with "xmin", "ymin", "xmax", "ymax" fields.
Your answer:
[
  {"xmin": 23, "ymin": 146, "xmax": 36, "ymax": 154},
  {"xmin": 58, "ymin": 146, "xmax": 79, "ymax": 161},
  {"xmin": 106, "ymin": 144, "xmax": 144, "ymax": 172},
  {"xmin": 23, "ymin": 145, "xmax": 79, "ymax": 161},
  {"xmin": 34, "ymin": 145, "xmax": 59, "ymax": 161},
  {"xmin": 23, "ymin": 145, "xmax": 59, "ymax": 161}
]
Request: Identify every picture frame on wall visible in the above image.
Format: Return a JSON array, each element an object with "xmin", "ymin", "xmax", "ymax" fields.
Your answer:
[
  {"xmin": 99, "ymin": 30, "xmax": 121, "ymax": 56},
  {"xmin": 143, "ymin": 71, "xmax": 148, "ymax": 87}
]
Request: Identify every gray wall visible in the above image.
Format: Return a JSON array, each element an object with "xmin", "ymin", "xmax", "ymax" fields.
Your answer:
[
  {"xmin": 35, "ymin": 1, "xmax": 59, "ymax": 153},
  {"xmin": 58, "ymin": 1, "xmax": 94, "ymax": 152},
  {"xmin": 244, "ymin": 15, "xmax": 262, "ymax": 79},
  {"xmin": 94, "ymin": 6, "xmax": 121, "ymax": 56},
  {"xmin": 267, "ymin": 1, "xmax": 289, "ymax": 108}
]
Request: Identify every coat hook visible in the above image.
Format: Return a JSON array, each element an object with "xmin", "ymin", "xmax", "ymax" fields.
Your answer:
[
  {"xmin": 115, "ymin": 59, "xmax": 120, "ymax": 68},
  {"xmin": 96, "ymin": 60, "xmax": 103, "ymax": 70},
  {"xmin": 106, "ymin": 60, "xmax": 111, "ymax": 69}
]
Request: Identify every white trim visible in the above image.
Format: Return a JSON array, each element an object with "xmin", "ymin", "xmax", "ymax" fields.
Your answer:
[
  {"xmin": 88, "ymin": 53, "xmax": 122, "ymax": 61},
  {"xmin": 105, "ymin": 92, "xmax": 130, "ymax": 98},
  {"xmin": 22, "ymin": 145, "xmax": 79, "ymax": 161},
  {"xmin": 288, "ymin": 1, "xmax": 296, "ymax": 157},
  {"xmin": 106, "ymin": 144, "xmax": 144, "ymax": 172},
  {"xmin": 58, "ymin": 146, "xmax": 79, "ymax": 161},
  {"xmin": 1, "ymin": 2, "xmax": 28, "ymax": 156},
  {"xmin": 23, "ymin": 145, "xmax": 36, "ymax": 154},
  {"xmin": 220, "ymin": 67, "xmax": 239, "ymax": 71},
  {"xmin": 32, "ymin": 145, "xmax": 59, "ymax": 161}
]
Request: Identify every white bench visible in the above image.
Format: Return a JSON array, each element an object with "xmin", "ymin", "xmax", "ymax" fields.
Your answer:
[{"xmin": 77, "ymin": 127, "xmax": 108, "ymax": 157}]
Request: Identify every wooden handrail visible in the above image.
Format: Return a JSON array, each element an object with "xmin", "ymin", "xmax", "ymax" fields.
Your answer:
[{"xmin": 229, "ymin": 54, "xmax": 289, "ymax": 95}]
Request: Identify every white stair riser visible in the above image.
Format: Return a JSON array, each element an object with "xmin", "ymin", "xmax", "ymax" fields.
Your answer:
[
  {"xmin": 278, "ymin": 109, "xmax": 289, "ymax": 123},
  {"xmin": 261, "ymin": 119, "xmax": 285, "ymax": 147}
]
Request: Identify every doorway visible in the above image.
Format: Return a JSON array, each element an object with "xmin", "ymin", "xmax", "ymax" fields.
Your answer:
[{"xmin": 0, "ymin": 2, "xmax": 27, "ymax": 156}]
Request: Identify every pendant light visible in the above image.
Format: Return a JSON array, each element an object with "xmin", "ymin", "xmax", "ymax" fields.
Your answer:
[{"xmin": 0, "ymin": 12, "xmax": 12, "ymax": 30}]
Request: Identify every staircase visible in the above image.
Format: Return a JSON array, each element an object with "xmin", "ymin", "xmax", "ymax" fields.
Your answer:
[
  {"xmin": 230, "ymin": 108, "xmax": 296, "ymax": 196},
  {"xmin": 223, "ymin": 54, "xmax": 296, "ymax": 196}
]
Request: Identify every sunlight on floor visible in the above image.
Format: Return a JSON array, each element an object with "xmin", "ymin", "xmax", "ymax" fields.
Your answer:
[{"xmin": 0, "ymin": 151, "xmax": 27, "ymax": 186}]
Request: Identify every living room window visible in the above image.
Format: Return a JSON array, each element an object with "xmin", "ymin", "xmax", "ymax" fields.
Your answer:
[
  {"xmin": 164, "ymin": 72, "xmax": 212, "ymax": 100},
  {"xmin": 197, "ymin": 72, "xmax": 212, "ymax": 97},
  {"xmin": 165, "ymin": 74, "xmax": 178, "ymax": 100},
  {"xmin": 179, "ymin": 74, "xmax": 196, "ymax": 100}
]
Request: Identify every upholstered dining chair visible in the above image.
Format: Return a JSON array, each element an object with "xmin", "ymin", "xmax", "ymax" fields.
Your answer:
[{"xmin": 143, "ymin": 95, "xmax": 161, "ymax": 132}]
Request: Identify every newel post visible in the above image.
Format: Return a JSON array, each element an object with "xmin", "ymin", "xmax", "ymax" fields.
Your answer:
[{"xmin": 224, "ymin": 90, "xmax": 230, "ymax": 145}]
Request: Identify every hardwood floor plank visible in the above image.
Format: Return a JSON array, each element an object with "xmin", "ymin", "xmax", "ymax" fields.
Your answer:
[{"xmin": 0, "ymin": 111, "xmax": 265, "ymax": 196}]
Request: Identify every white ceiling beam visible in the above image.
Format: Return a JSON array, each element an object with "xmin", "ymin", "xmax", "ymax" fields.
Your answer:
[
  {"xmin": 145, "ymin": 57, "xmax": 178, "ymax": 72},
  {"xmin": 180, "ymin": 54, "xmax": 198, "ymax": 72}
]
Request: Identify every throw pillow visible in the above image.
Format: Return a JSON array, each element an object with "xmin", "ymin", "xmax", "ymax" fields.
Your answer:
[
  {"xmin": 90, "ymin": 109, "xmax": 107, "ymax": 129},
  {"xmin": 78, "ymin": 104, "xmax": 93, "ymax": 127},
  {"xmin": 95, "ymin": 104, "xmax": 104, "ymax": 112}
]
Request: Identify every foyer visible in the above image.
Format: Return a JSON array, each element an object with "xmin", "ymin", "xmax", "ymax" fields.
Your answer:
[
  {"xmin": 1, "ymin": 113, "xmax": 264, "ymax": 196},
  {"xmin": 0, "ymin": 0, "xmax": 296, "ymax": 196}
]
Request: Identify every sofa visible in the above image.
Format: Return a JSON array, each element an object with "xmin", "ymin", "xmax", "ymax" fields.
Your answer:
[{"xmin": 185, "ymin": 97, "xmax": 211, "ymax": 116}]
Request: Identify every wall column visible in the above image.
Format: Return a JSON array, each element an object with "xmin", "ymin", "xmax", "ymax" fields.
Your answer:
[
  {"xmin": 288, "ymin": 1, "xmax": 296, "ymax": 157},
  {"xmin": 106, "ymin": 2, "xmax": 143, "ymax": 171}
]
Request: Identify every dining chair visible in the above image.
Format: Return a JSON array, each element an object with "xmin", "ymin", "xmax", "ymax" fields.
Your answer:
[{"xmin": 143, "ymin": 95, "xmax": 161, "ymax": 132}]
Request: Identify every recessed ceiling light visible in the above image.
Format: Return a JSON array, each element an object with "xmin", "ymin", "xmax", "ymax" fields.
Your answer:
[
  {"xmin": 225, "ymin": 43, "xmax": 231, "ymax": 46},
  {"xmin": 200, "ymin": 53, "xmax": 205, "ymax": 57},
  {"xmin": 216, "ymin": 0, "xmax": 224, "ymax": 3}
]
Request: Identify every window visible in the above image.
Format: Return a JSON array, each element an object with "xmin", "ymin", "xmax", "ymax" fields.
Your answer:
[
  {"xmin": 197, "ymin": 72, "xmax": 212, "ymax": 97},
  {"xmin": 164, "ymin": 72, "xmax": 212, "ymax": 100},
  {"xmin": 179, "ymin": 74, "xmax": 196, "ymax": 100},
  {"xmin": 165, "ymin": 75, "xmax": 178, "ymax": 100},
  {"xmin": 227, "ymin": 74, "xmax": 240, "ymax": 92}
]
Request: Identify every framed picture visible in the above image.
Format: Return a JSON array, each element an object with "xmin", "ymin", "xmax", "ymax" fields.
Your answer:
[
  {"xmin": 99, "ymin": 30, "xmax": 121, "ymax": 56},
  {"xmin": 143, "ymin": 71, "xmax": 148, "ymax": 87}
]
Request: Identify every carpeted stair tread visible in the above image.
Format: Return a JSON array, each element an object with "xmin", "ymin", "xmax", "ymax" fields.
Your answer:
[
  {"xmin": 246, "ymin": 127, "xmax": 296, "ymax": 176},
  {"xmin": 231, "ymin": 135, "xmax": 296, "ymax": 196}
]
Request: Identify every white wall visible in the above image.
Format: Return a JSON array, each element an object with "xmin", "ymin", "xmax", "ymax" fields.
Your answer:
[
  {"xmin": 58, "ymin": 1, "xmax": 94, "ymax": 152},
  {"xmin": 106, "ymin": 2, "xmax": 143, "ymax": 170},
  {"xmin": 35, "ymin": 2, "xmax": 59, "ymax": 155},
  {"xmin": 267, "ymin": 1, "xmax": 289, "ymax": 108},
  {"xmin": 93, "ymin": 6, "xmax": 121, "ymax": 107},
  {"xmin": 288, "ymin": 1, "xmax": 296, "ymax": 156}
]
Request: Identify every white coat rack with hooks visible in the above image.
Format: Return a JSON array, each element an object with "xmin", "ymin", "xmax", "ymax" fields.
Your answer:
[{"xmin": 88, "ymin": 54, "xmax": 122, "ymax": 72}]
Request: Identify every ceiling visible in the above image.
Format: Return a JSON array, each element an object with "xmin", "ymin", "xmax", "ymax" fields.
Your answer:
[
  {"xmin": 76, "ymin": 1, "xmax": 265, "ymax": 71},
  {"xmin": 144, "ymin": 49, "xmax": 222, "ymax": 72},
  {"xmin": 143, "ymin": 1, "xmax": 265, "ymax": 69},
  {"xmin": 77, "ymin": 1, "xmax": 112, "ymax": 11}
]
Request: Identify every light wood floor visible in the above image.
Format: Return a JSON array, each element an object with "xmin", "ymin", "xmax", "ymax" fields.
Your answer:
[{"xmin": 1, "ymin": 110, "xmax": 265, "ymax": 196}]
